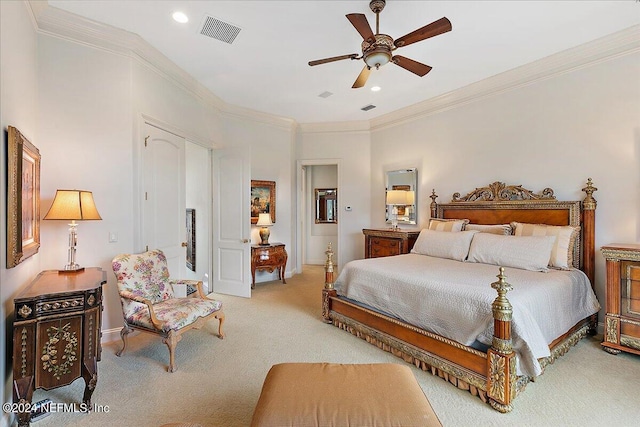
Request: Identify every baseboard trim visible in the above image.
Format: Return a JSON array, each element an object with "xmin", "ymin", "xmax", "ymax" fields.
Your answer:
[{"xmin": 102, "ymin": 327, "xmax": 126, "ymax": 344}]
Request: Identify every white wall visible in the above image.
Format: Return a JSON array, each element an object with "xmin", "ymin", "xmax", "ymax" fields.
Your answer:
[
  {"xmin": 297, "ymin": 128, "xmax": 372, "ymax": 267},
  {"xmin": 0, "ymin": 3, "xmax": 40, "ymax": 424},
  {"xmin": 36, "ymin": 34, "xmax": 133, "ymax": 338},
  {"xmin": 370, "ymin": 51, "xmax": 640, "ymax": 323}
]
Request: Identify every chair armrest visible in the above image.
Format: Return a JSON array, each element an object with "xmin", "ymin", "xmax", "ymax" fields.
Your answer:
[
  {"xmin": 172, "ymin": 279, "xmax": 206, "ymax": 299},
  {"xmin": 119, "ymin": 290, "xmax": 163, "ymax": 330}
]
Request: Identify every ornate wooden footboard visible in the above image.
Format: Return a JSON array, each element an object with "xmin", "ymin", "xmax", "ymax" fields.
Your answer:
[{"xmin": 322, "ymin": 179, "xmax": 598, "ymax": 412}]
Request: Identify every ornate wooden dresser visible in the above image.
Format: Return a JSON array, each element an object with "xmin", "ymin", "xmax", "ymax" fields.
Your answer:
[
  {"xmin": 12, "ymin": 268, "xmax": 106, "ymax": 426},
  {"xmin": 363, "ymin": 228, "xmax": 420, "ymax": 259},
  {"xmin": 251, "ymin": 243, "xmax": 287, "ymax": 289},
  {"xmin": 601, "ymin": 243, "xmax": 640, "ymax": 356}
]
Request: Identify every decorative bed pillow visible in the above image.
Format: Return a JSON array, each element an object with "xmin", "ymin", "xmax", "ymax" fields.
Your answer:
[
  {"xmin": 427, "ymin": 218, "xmax": 469, "ymax": 232},
  {"xmin": 411, "ymin": 229, "xmax": 478, "ymax": 261},
  {"xmin": 511, "ymin": 222, "xmax": 580, "ymax": 269},
  {"xmin": 464, "ymin": 223, "xmax": 513, "ymax": 235},
  {"xmin": 467, "ymin": 233, "xmax": 556, "ymax": 272}
]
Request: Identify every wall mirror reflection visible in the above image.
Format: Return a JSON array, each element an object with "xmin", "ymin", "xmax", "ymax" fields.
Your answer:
[
  {"xmin": 315, "ymin": 188, "xmax": 337, "ymax": 224},
  {"xmin": 385, "ymin": 168, "xmax": 417, "ymax": 226}
]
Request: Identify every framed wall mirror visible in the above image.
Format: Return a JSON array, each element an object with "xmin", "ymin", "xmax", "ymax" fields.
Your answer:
[
  {"xmin": 385, "ymin": 168, "xmax": 417, "ymax": 225},
  {"xmin": 315, "ymin": 188, "xmax": 337, "ymax": 224}
]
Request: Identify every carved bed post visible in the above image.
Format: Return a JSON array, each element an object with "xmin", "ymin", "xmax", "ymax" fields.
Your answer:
[
  {"xmin": 581, "ymin": 178, "xmax": 598, "ymax": 333},
  {"xmin": 581, "ymin": 178, "xmax": 597, "ymax": 286},
  {"xmin": 487, "ymin": 267, "xmax": 516, "ymax": 413},
  {"xmin": 429, "ymin": 189, "xmax": 438, "ymax": 218},
  {"xmin": 322, "ymin": 243, "xmax": 337, "ymax": 323}
]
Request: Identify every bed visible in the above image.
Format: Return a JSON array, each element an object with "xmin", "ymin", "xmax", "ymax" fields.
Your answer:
[{"xmin": 321, "ymin": 179, "xmax": 599, "ymax": 413}]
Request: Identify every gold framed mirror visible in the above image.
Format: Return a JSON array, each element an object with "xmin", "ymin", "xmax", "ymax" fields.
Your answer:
[{"xmin": 315, "ymin": 188, "xmax": 337, "ymax": 224}]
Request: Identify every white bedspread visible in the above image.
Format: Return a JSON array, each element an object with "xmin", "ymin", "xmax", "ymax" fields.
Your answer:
[{"xmin": 333, "ymin": 253, "xmax": 600, "ymax": 377}]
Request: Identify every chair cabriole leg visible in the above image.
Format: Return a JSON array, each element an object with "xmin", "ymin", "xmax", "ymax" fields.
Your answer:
[{"xmin": 116, "ymin": 325, "xmax": 134, "ymax": 357}]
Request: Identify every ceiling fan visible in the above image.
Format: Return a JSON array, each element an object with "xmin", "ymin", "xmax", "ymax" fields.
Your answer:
[{"xmin": 308, "ymin": 0, "xmax": 452, "ymax": 88}]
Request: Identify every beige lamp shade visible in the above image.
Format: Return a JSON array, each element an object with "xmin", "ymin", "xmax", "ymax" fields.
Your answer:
[
  {"xmin": 44, "ymin": 190, "xmax": 102, "ymax": 221},
  {"xmin": 386, "ymin": 190, "xmax": 407, "ymax": 206},
  {"xmin": 406, "ymin": 191, "xmax": 415, "ymax": 205},
  {"xmin": 256, "ymin": 213, "xmax": 273, "ymax": 227}
]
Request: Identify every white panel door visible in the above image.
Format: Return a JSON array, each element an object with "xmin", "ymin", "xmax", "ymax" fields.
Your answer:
[
  {"xmin": 143, "ymin": 123, "xmax": 186, "ymax": 280},
  {"xmin": 212, "ymin": 145, "xmax": 251, "ymax": 297}
]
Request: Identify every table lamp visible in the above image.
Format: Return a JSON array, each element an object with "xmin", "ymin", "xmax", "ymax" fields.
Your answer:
[
  {"xmin": 44, "ymin": 189, "xmax": 102, "ymax": 272},
  {"xmin": 256, "ymin": 213, "xmax": 273, "ymax": 245}
]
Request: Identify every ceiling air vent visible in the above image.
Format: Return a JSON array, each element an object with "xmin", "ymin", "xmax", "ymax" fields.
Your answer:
[
  {"xmin": 361, "ymin": 104, "xmax": 376, "ymax": 111},
  {"xmin": 199, "ymin": 15, "xmax": 241, "ymax": 44}
]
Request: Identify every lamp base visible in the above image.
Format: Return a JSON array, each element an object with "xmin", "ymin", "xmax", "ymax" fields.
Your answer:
[{"xmin": 259, "ymin": 227, "xmax": 270, "ymax": 245}]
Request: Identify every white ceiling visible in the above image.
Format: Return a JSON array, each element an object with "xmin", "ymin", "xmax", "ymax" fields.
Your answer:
[{"xmin": 47, "ymin": 1, "xmax": 639, "ymax": 124}]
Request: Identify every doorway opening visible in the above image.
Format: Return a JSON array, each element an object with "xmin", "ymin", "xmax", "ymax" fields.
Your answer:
[{"xmin": 297, "ymin": 160, "xmax": 340, "ymax": 274}]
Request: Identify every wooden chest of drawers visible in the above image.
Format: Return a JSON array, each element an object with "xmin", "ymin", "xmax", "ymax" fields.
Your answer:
[
  {"xmin": 251, "ymin": 243, "xmax": 287, "ymax": 289},
  {"xmin": 363, "ymin": 229, "xmax": 420, "ymax": 259},
  {"xmin": 601, "ymin": 243, "xmax": 640, "ymax": 356}
]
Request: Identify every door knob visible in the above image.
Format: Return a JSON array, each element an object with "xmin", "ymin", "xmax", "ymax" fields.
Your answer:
[
  {"xmin": 242, "ymin": 239, "xmax": 250, "ymax": 243},
  {"xmin": 181, "ymin": 242, "xmax": 187, "ymax": 247}
]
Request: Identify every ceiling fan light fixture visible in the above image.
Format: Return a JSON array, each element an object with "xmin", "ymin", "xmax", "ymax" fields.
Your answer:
[{"xmin": 364, "ymin": 50, "xmax": 391, "ymax": 69}]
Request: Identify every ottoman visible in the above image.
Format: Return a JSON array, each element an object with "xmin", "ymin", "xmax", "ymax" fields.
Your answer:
[{"xmin": 250, "ymin": 363, "xmax": 442, "ymax": 427}]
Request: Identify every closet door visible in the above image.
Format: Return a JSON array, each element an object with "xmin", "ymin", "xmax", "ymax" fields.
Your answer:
[
  {"xmin": 142, "ymin": 123, "xmax": 186, "ymax": 279},
  {"xmin": 212, "ymin": 145, "xmax": 251, "ymax": 297}
]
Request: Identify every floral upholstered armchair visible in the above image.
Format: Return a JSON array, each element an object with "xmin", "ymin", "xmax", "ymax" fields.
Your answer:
[{"xmin": 112, "ymin": 249, "xmax": 225, "ymax": 372}]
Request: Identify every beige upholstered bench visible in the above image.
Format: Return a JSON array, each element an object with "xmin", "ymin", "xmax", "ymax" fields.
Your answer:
[{"xmin": 251, "ymin": 363, "xmax": 442, "ymax": 427}]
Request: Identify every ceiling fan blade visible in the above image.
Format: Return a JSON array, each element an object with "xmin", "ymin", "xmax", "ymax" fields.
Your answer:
[
  {"xmin": 308, "ymin": 54, "xmax": 359, "ymax": 66},
  {"xmin": 346, "ymin": 13, "xmax": 375, "ymax": 43},
  {"xmin": 394, "ymin": 17, "xmax": 452, "ymax": 48},
  {"xmin": 392, "ymin": 55, "xmax": 432, "ymax": 77},
  {"xmin": 352, "ymin": 65, "xmax": 371, "ymax": 89}
]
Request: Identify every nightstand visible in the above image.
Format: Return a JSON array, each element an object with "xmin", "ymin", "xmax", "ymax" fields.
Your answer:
[
  {"xmin": 601, "ymin": 243, "xmax": 640, "ymax": 356},
  {"xmin": 251, "ymin": 243, "xmax": 287, "ymax": 289},
  {"xmin": 363, "ymin": 228, "xmax": 420, "ymax": 259}
]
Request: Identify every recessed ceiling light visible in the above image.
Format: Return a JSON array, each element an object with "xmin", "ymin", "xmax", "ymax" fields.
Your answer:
[
  {"xmin": 371, "ymin": 86, "xmax": 381, "ymax": 92},
  {"xmin": 172, "ymin": 11, "xmax": 189, "ymax": 23}
]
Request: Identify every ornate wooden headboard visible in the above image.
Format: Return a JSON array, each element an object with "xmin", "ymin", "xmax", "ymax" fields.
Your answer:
[{"xmin": 429, "ymin": 179, "xmax": 598, "ymax": 286}]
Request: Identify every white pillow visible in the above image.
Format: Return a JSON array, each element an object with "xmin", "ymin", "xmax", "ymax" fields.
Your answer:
[
  {"xmin": 464, "ymin": 223, "xmax": 513, "ymax": 235},
  {"xmin": 511, "ymin": 222, "xmax": 580, "ymax": 269},
  {"xmin": 427, "ymin": 218, "xmax": 469, "ymax": 232},
  {"xmin": 467, "ymin": 233, "xmax": 557, "ymax": 272},
  {"xmin": 411, "ymin": 229, "xmax": 478, "ymax": 261}
]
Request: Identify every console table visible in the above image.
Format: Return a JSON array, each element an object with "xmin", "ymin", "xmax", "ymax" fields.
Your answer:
[
  {"xmin": 251, "ymin": 243, "xmax": 287, "ymax": 289},
  {"xmin": 12, "ymin": 268, "xmax": 106, "ymax": 427}
]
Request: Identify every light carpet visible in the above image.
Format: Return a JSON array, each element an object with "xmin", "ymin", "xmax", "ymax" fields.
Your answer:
[{"xmin": 29, "ymin": 265, "xmax": 640, "ymax": 427}]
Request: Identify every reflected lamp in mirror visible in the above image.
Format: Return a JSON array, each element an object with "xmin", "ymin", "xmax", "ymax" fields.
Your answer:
[
  {"xmin": 43, "ymin": 189, "xmax": 102, "ymax": 272},
  {"xmin": 315, "ymin": 188, "xmax": 337, "ymax": 224},
  {"xmin": 386, "ymin": 190, "xmax": 408, "ymax": 230},
  {"xmin": 256, "ymin": 212, "xmax": 273, "ymax": 245},
  {"xmin": 385, "ymin": 168, "xmax": 417, "ymax": 225}
]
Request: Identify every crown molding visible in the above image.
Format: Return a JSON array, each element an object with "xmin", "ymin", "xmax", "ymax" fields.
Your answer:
[
  {"xmin": 371, "ymin": 24, "xmax": 640, "ymax": 131},
  {"xmin": 298, "ymin": 121, "xmax": 371, "ymax": 134},
  {"xmin": 222, "ymin": 103, "xmax": 297, "ymax": 131},
  {"xmin": 28, "ymin": 1, "xmax": 298, "ymax": 128}
]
